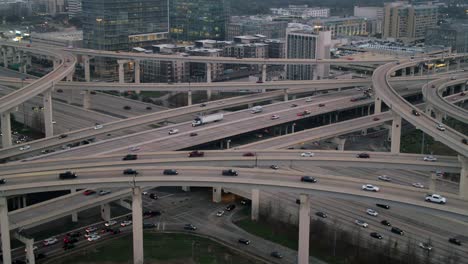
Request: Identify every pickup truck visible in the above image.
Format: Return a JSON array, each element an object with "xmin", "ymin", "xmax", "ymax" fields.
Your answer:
[{"xmin": 425, "ymin": 194, "xmax": 446, "ymax": 204}]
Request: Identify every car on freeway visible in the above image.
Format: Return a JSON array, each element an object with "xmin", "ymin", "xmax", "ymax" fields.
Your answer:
[
  {"xmin": 425, "ymin": 194, "xmax": 446, "ymax": 204},
  {"xmin": 99, "ymin": 190, "xmax": 111, "ymax": 196},
  {"xmin": 168, "ymin": 128, "xmax": 179, "ymax": 135},
  {"xmin": 123, "ymin": 105, "xmax": 131, "ymax": 110},
  {"xmin": 122, "ymin": 154, "xmax": 138, "ymax": 161},
  {"xmin": 216, "ymin": 210, "xmax": 225, "ymax": 217},
  {"xmin": 243, "ymin": 152, "xmax": 255, "ymax": 157},
  {"xmin": 123, "ymin": 169, "xmax": 138, "ymax": 175},
  {"xmin": 423, "ymin": 155, "xmax": 437, "ymax": 162},
  {"xmin": 362, "ymin": 184, "xmax": 379, "ymax": 192},
  {"xmin": 129, "ymin": 146, "xmax": 140, "ymax": 152},
  {"xmin": 463, "ymin": 139, "xmax": 468, "ymax": 145},
  {"xmin": 270, "ymin": 165, "xmax": 279, "ymax": 170},
  {"xmin": 146, "ymin": 106, "xmax": 152, "ymax": 110},
  {"xmin": 412, "ymin": 182, "xmax": 424, "ymax": 188},
  {"xmin": 83, "ymin": 190, "xmax": 96, "ymax": 196},
  {"xmin": 184, "ymin": 224, "xmax": 197, "ymax": 230},
  {"xmin": 188, "ymin": 150, "xmax": 204, "ymax": 157},
  {"xmin": 85, "ymin": 226, "xmax": 97, "ymax": 233},
  {"xmin": 315, "ymin": 212, "xmax": 327, "ymax": 218},
  {"xmin": 271, "ymin": 115, "xmax": 280, "ymax": 120},
  {"xmin": 370, "ymin": 232, "xmax": 383, "ymax": 239},
  {"xmin": 356, "ymin": 153, "xmax": 370, "ymax": 158},
  {"xmin": 190, "ymin": 132, "xmax": 198, "ymax": 137},
  {"xmin": 256, "ymin": 80, "xmax": 263, "ymax": 83},
  {"xmin": 238, "ymin": 238, "xmax": 250, "ymax": 245},
  {"xmin": 226, "ymin": 204, "xmax": 236, "ymax": 211},
  {"xmin": 391, "ymin": 227, "xmax": 404, "ymax": 235},
  {"xmin": 121, "ymin": 220, "xmax": 132, "ymax": 227},
  {"xmin": 301, "ymin": 176, "xmax": 317, "ymax": 183},
  {"xmin": 200, "ymin": 103, "xmax": 206, "ymax": 107},
  {"xmin": 297, "ymin": 110, "xmax": 311, "ymax": 116},
  {"xmin": 59, "ymin": 134, "xmax": 68, "ymax": 139},
  {"xmin": 301, "ymin": 152, "xmax": 315, "ymax": 157},
  {"xmin": 222, "ymin": 169, "xmax": 238, "ymax": 176},
  {"xmin": 381, "ymin": 220, "xmax": 391, "ymax": 226},
  {"xmin": 373, "ymin": 117, "xmax": 380, "ymax": 121},
  {"xmin": 436, "ymin": 123, "xmax": 446, "ymax": 131},
  {"xmin": 376, "ymin": 204, "xmax": 390, "ymax": 209},
  {"xmin": 143, "ymin": 223, "xmax": 156, "ymax": 229},
  {"xmin": 290, "ymin": 104, "xmax": 298, "ymax": 107},
  {"xmin": 105, "ymin": 220, "xmax": 117, "ymax": 227},
  {"xmin": 366, "ymin": 209, "xmax": 378, "ymax": 216},
  {"xmin": 318, "ymin": 103, "xmax": 325, "ymax": 107},
  {"xmin": 84, "ymin": 232, "xmax": 97, "ymax": 239},
  {"xmin": 43, "ymin": 237, "xmax": 58, "ymax": 246},
  {"xmin": 418, "ymin": 242, "xmax": 433, "ymax": 251},
  {"xmin": 19, "ymin": 145, "xmax": 30, "ymax": 151},
  {"xmin": 94, "ymin": 124, "xmax": 103, "ymax": 130},
  {"xmin": 449, "ymin": 238, "xmax": 462, "ymax": 246},
  {"xmin": 271, "ymin": 251, "xmax": 283, "ymax": 259},
  {"xmin": 305, "ymin": 97, "xmax": 313, "ymax": 102},
  {"xmin": 87, "ymin": 234, "xmax": 101, "ymax": 242},
  {"xmin": 412, "ymin": 109, "xmax": 420, "ymax": 116},
  {"xmin": 378, "ymin": 175, "xmax": 391, "ymax": 182},
  {"xmin": 0, "ymin": 179, "xmax": 6, "ymax": 185},
  {"xmin": 355, "ymin": 220, "xmax": 368, "ymax": 228},
  {"xmin": 163, "ymin": 169, "xmax": 178, "ymax": 175},
  {"xmin": 149, "ymin": 193, "xmax": 159, "ymax": 200}
]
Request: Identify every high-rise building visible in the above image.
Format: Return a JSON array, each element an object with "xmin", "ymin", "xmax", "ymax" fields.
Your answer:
[
  {"xmin": 309, "ymin": 17, "xmax": 368, "ymax": 37},
  {"xmin": 82, "ymin": 0, "xmax": 168, "ymax": 51},
  {"xmin": 227, "ymin": 16, "xmax": 288, "ymax": 40},
  {"xmin": 426, "ymin": 23, "xmax": 468, "ymax": 53},
  {"xmin": 354, "ymin": 6, "xmax": 384, "ymax": 35},
  {"xmin": 383, "ymin": 2, "xmax": 438, "ymax": 41},
  {"xmin": 270, "ymin": 5, "xmax": 329, "ymax": 18},
  {"xmin": 169, "ymin": 0, "xmax": 230, "ymax": 42},
  {"xmin": 286, "ymin": 29, "xmax": 331, "ymax": 80},
  {"xmin": 67, "ymin": 0, "xmax": 81, "ymax": 18}
]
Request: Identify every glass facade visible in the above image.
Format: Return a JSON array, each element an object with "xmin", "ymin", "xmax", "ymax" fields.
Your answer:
[{"xmin": 169, "ymin": 0, "xmax": 230, "ymax": 41}]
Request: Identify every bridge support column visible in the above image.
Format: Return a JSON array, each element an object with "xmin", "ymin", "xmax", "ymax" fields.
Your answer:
[
  {"xmin": 429, "ymin": 172, "xmax": 437, "ymax": 192},
  {"xmin": 434, "ymin": 110, "xmax": 443, "ymax": 122},
  {"xmin": 2, "ymin": 47, "xmax": 8, "ymax": 68},
  {"xmin": 15, "ymin": 233, "xmax": 36, "ymax": 264},
  {"xmin": 1, "ymin": 111, "xmax": 12, "ymax": 148},
  {"xmin": 181, "ymin": 186, "xmax": 191, "ymax": 192},
  {"xmin": 262, "ymin": 64, "xmax": 267, "ymax": 82},
  {"xmin": 374, "ymin": 96, "xmax": 382, "ymax": 113},
  {"xmin": 70, "ymin": 188, "xmax": 78, "ymax": 222},
  {"xmin": 390, "ymin": 111, "xmax": 401, "ymax": 153},
  {"xmin": 332, "ymin": 137, "xmax": 346, "ymax": 151},
  {"xmin": 132, "ymin": 187, "xmax": 144, "ymax": 264},
  {"xmin": 448, "ymin": 86, "xmax": 455, "ymax": 95},
  {"xmin": 401, "ymin": 68, "xmax": 406, "ymax": 77},
  {"xmin": 43, "ymin": 90, "xmax": 54, "ymax": 137},
  {"xmin": 66, "ymin": 72, "xmax": 73, "ymax": 82},
  {"xmin": 206, "ymin": 63, "xmax": 212, "ymax": 83},
  {"xmin": 22, "ymin": 195, "xmax": 27, "ymax": 207},
  {"xmin": 83, "ymin": 55, "xmax": 90, "ymax": 82},
  {"xmin": 410, "ymin": 67, "xmax": 415, "ymax": 76},
  {"xmin": 187, "ymin": 90, "xmax": 192, "ymax": 106},
  {"xmin": 251, "ymin": 189, "xmax": 259, "ymax": 221},
  {"xmin": 101, "ymin": 203, "xmax": 111, "ymax": 221},
  {"xmin": 361, "ymin": 129, "xmax": 367, "ymax": 136},
  {"xmin": 419, "ymin": 65, "xmax": 423, "ymax": 76},
  {"xmin": 17, "ymin": 50, "xmax": 23, "ymax": 64},
  {"xmin": 53, "ymin": 59, "xmax": 60, "ymax": 70},
  {"xmin": 118, "ymin": 60, "xmax": 125, "ymax": 84},
  {"xmin": 298, "ymin": 194, "xmax": 310, "ymax": 264},
  {"xmin": 283, "ymin": 89, "xmax": 288, "ymax": 101},
  {"xmin": 459, "ymin": 155, "xmax": 468, "ymax": 200},
  {"xmin": 134, "ymin": 60, "xmax": 140, "ymax": 84},
  {"xmin": 212, "ymin": 187, "xmax": 222, "ymax": 203},
  {"xmin": 0, "ymin": 197, "xmax": 11, "ymax": 264},
  {"xmin": 83, "ymin": 90, "xmax": 91, "ymax": 109},
  {"xmin": 456, "ymin": 60, "xmax": 461, "ymax": 70}
]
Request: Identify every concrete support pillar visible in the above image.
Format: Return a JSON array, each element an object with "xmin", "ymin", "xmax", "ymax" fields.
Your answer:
[
  {"xmin": 206, "ymin": 63, "xmax": 212, "ymax": 83},
  {"xmin": 71, "ymin": 188, "xmax": 78, "ymax": 222},
  {"xmin": 390, "ymin": 111, "xmax": 402, "ymax": 154},
  {"xmin": 22, "ymin": 195, "xmax": 27, "ymax": 207},
  {"xmin": 181, "ymin": 186, "xmax": 191, "ymax": 192},
  {"xmin": 251, "ymin": 189, "xmax": 259, "ymax": 221},
  {"xmin": 361, "ymin": 129, "xmax": 368, "ymax": 136},
  {"xmin": 1, "ymin": 111, "xmax": 12, "ymax": 148},
  {"xmin": 212, "ymin": 187, "xmax": 222, "ymax": 203},
  {"xmin": 374, "ymin": 96, "xmax": 382, "ymax": 114},
  {"xmin": 429, "ymin": 172, "xmax": 437, "ymax": 192},
  {"xmin": 66, "ymin": 73, "xmax": 73, "ymax": 82},
  {"xmin": 187, "ymin": 90, "xmax": 192, "ymax": 106},
  {"xmin": 25, "ymin": 55, "xmax": 31, "ymax": 67},
  {"xmin": 456, "ymin": 60, "xmax": 461, "ymax": 70},
  {"xmin": 0, "ymin": 197, "xmax": 11, "ymax": 264},
  {"xmin": 419, "ymin": 66, "xmax": 423, "ymax": 76},
  {"xmin": 134, "ymin": 60, "xmax": 140, "ymax": 84},
  {"xmin": 410, "ymin": 67, "xmax": 415, "ymax": 76},
  {"xmin": 206, "ymin": 89, "xmax": 212, "ymax": 101},
  {"xmin": 83, "ymin": 90, "xmax": 91, "ymax": 109},
  {"xmin": 83, "ymin": 55, "xmax": 90, "ymax": 82},
  {"xmin": 118, "ymin": 60, "xmax": 125, "ymax": 84},
  {"xmin": 262, "ymin": 64, "xmax": 267, "ymax": 84},
  {"xmin": 449, "ymin": 86, "xmax": 455, "ymax": 95},
  {"xmin": 459, "ymin": 155, "xmax": 468, "ymax": 200},
  {"xmin": 132, "ymin": 187, "xmax": 144, "ymax": 264},
  {"xmin": 2, "ymin": 47, "xmax": 8, "ymax": 68},
  {"xmin": 43, "ymin": 89, "xmax": 54, "ymax": 137},
  {"xmin": 283, "ymin": 89, "xmax": 288, "ymax": 101},
  {"xmin": 434, "ymin": 110, "xmax": 443, "ymax": 122},
  {"xmin": 298, "ymin": 194, "xmax": 310, "ymax": 264},
  {"xmin": 332, "ymin": 137, "xmax": 346, "ymax": 151},
  {"xmin": 17, "ymin": 50, "xmax": 23, "ymax": 64},
  {"xmin": 100, "ymin": 203, "xmax": 111, "ymax": 222},
  {"xmin": 25, "ymin": 238, "xmax": 36, "ymax": 264},
  {"xmin": 53, "ymin": 59, "xmax": 60, "ymax": 70},
  {"xmin": 401, "ymin": 68, "xmax": 406, "ymax": 77}
]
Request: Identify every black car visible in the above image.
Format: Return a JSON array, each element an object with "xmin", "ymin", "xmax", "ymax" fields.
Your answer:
[
  {"xmin": 301, "ymin": 176, "xmax": 317, "ymax": 183},
  {"xmin": 296, "ymin": 199, "xmax": 301, "ymax": 205},
  {"xmin": 149, "ymin": 193, "xmax": 159, "ymax": 200},
  {"xmin": 270, "ymin": 251, "xmax": 283, "ymax": 259},
  {"xmin": 315, "ymin": 212, "xmax": 327, "ymax": 218},
  {"xmin": 59, "ymin": 134, "xmax": 68, "ymax": 139},
  {"xmin": 0, "ymin": 179, "xmax": 5, "ymax": 185},
  {"xmin": 462, "ymin": 139, "xmax": 467, "ymax": 145},
  {"xmin": 59, "ymin": 171, "xmax": 77, "ymax": 180},
  {"xmin": 222, "ymin": 169, "xmax": 238, "ymax": 176},
  {"xmin": 226, "ymin": 204, "xmax": 236, "ymax": 211},
  {"xmin": 412, "ymin": 109, "xmax": 420, "ymax": 116},
  {"xmin": 200, "ymin": 103, "xmax": 207, "ymax": 107},
  {"xmin": 123, "ymin": 169, "xmax": 138, "ymax": 175},
  {"xmin": 356, "ymin": 153, "xmax": 370, "ymax": 158},
  {"xmin": 370, "ymin": 232, "xmax": 383, "ymax": 239},
  {"xmin": 238, "ymin": 238, "xmax": 250, "ymax": 245},
  {"xmin": 376, "ymin": 203, "xmax": 390, "ymax": 209},
  {"xmin": 122, "ymin": 154, "xmax": 137, "ymax": 161},
  {"xmin": 391, "ymin": 227, "xmax": 404, "ymax": 235},
  {"xmin": 449, "ymin": 238, "xmax": 462, "ymax": 246},
  {"xmin": 184, "ymin": 224, "xmax": 197, "ymax": 230},
  {"xmin": 123, "ymin": 106, "xmax": 132, "ymax": 110},
  {"xmin": 146, "ymin": 106, "xmax": 152, "ymax": 110},
  {"xmin": 290, "ymin": 104, "xmax": 298, "ymax": 107},
  {"xmin": 143, "ymin": 223, "xmax": 155, "ymax": 229},
  {"xmin": 163, "ymin": 169, "xmax": 178, "ymax": 175},
  {"xmin": 190, "ymin": 132, "xmax": 198, "ymax": 137},
  {"xmin": 381, "ymin": 220, "xmax": 391, "ymax": 226}
]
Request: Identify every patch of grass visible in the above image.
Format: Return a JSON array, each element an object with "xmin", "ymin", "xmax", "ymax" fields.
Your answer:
[
  {"xmin": 236, "ymin": 218, "xmax": 298, "ymax": 250},
  {"xmin": 400, "ymin": 129, "xmax": 457, "ymax": 156}
]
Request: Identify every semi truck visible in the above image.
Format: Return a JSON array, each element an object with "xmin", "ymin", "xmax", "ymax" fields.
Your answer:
[
  {"xmin": 192, "ymin": 113, "xmax": 224, "ymax": 127},
  {"xmin": 250, "ymin": 106, "xmax": 263, "ymax": 114}
]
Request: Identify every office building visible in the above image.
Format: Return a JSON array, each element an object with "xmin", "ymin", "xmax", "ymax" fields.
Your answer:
[
  {"xmin": 67, "ymin": 0, "xmax": 81, "ymax": 18},
  {"xmin": 227, "ymin": 16, "xmax": 288, "ymax": 40},
  {"xmin": 426, "ymin": 23, "xmax": 468, "ymax": 53},
  {"xmin": 309, "ymin": 17, "xmax": 368, "ymax": 37},
  {"xmin": 169, "ymin": 0, "xmax": 230, "ymax": 42},
  {"xmin": 286, "ymin": 29, "xmax": 331, "ymax": 80},
  {"xmin": 354, "ymin": 6, "xmax": 384, "ymax": 35},
  {"xmin": 383, "ymin": 2, "xmax": 438, "ymax": 41},
  {"xmin": 270, "ymin": 5, "xmax": 329, "ymax": 18}
]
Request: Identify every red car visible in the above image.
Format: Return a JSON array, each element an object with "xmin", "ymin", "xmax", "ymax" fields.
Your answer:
[
  {"xmin": 83, "ymin": 190, "xmax": 96, "ymax": 196},
  {"xmin": 243, "ymin": 152, "xmax": 255, "ymax": 157}
]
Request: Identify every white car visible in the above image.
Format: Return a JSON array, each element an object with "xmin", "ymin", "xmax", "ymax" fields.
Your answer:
[
  {"xmin": 99, "ymin": 190, "xmax": 111, "ymax": 196},
  {"xmin": 378, "ymin": 175, "xmax": 391, "ymax": 182},
  {"xmin": 436, "ymin": 123, "xmax": 446, "ymax": 131},
  {"xmin": 168, "ymin": 129, "xmax": 179, "ymax": 135},
  {"xmin": 85, "ymin": 226, "xmax": 97, "ymax": 233},
  {"xmin": 87, "ymin": 234, "xmax": 101, "ymax": 241},
  {"xmin": 84, "ymin": 232, "xmax": 97, "ymax": 238},
  {"xmin": 300, "ymin": 152, "xmax": 315, "ymax": 157},
  {"xmin": 412, "ymin": 182, "xmax": 424, "ymax": 188},
  {"xmin": 271, "ymin": 115, "xmax": 280, "ymax": 120},
  {"xmin": 94, "ymin": 124, "xmax": 103, "ymax": 130},
  {"xmin": 355, "ymin": 220, "xmax": 368, "ymax": 228},
  {"xmin": 19, "ymin": 145, "xmax": 31, "ymax": 151},
  {"xmin": 418, "ymin": 242, "xmax": 433, "ymax": 251},
  {"xmin": 366, "ymin": 209, "xmax": 378, "ymax": 216},
  {"xmin": 105, "ymin": 220, "xmax": 117, "ymax": 227},
  {"xmin": 305, "ymin": 97, "xmax": 313, "ymax": 102},
  {"xmin": 129, "ymin": 146, "xmax": 140, "ymax": 152},
  {"xmin": 425, "ymin": 194, "xmax": 446, "ymax": 204},
  {"xmin": 424, "ymin": 155, "xmax": 437, "ymax": 162},
  {"xmin": 121, "ymin": 220, "xmax": 132, "ymax": 227},
  {"xmin": 362, "ymin": 184, "xmax": 380, "ymax": 192},
  {"xmin": 43, "ymin": 237, "xmax": 58, "ymax": 246},
  {"xmin": 216, "ymin": 210, "xmax": 225, "ymax": 217}
]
